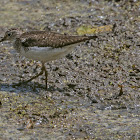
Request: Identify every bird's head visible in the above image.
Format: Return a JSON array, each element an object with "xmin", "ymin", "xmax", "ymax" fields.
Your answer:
[{"xmin": 0, "ymin": 28, "xmax": 23, "ymax": 42}]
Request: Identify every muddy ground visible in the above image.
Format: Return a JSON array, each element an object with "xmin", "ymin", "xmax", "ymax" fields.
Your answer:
[{"xmin": 0, "ymin": 0, "xmax": 140, "ymax": 140}]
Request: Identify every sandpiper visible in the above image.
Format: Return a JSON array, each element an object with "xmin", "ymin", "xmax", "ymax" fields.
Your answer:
[{"xmin": 0, "ymin": 28, "xmax": 97, "ymax": 89}]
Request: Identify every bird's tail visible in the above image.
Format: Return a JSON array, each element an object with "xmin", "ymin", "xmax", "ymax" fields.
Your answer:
[{"xmin": 86, "ymin": 35, "xmax": 98, "ymax": 40}]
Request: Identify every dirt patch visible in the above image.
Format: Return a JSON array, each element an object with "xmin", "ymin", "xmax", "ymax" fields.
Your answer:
[{"xmin": 0, "ymin": 0, "xmax": 140, "ymax": 139}]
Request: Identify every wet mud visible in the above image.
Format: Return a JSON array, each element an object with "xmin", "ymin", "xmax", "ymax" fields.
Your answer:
[{"xmin": 0, "ymin": 0, "xmax": 140, "ymax": 139}]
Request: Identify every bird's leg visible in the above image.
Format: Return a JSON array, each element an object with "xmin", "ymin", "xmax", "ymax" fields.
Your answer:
[
  {"xmin": 24, "ymin": 66, "xmax": 44, "ymax": 83},
  {"xmin": 13, "ymin": 62, "xmax": 45, "ymax": 86},
  {"xmin": 44, "ymin": 65, "xmax": 48, "ymax": 89}
]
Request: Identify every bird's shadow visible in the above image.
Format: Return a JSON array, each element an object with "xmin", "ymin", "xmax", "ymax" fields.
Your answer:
[{"xmin": 0, "ymin": 81, "xmax": 64, "ymax": 94}]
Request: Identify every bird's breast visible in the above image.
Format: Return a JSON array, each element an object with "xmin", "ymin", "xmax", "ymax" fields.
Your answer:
[{"xmin": 19, "ymin": 45, "xmax": 76, "ymax": 62}]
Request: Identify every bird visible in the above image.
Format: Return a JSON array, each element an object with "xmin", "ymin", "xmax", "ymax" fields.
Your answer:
[{"xmin": 0, "ymin": 28, "xmax": 97, "ymax": 89}]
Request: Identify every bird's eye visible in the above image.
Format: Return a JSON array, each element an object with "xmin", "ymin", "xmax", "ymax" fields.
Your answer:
[{"xmin": 7, "ymin": 33, "xmax": 12, "ymax": 36}]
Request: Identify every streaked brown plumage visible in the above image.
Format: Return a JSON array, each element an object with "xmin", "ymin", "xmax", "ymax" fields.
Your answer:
[{"xmin": 19, "ymin": 31, "xmax": 96, "ymax": 48}]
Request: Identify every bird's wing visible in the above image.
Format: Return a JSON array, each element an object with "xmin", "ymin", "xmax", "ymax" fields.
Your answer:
[{"xmin": 20, "ymin": 31, "xmax": 97, "ymax": 48}]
